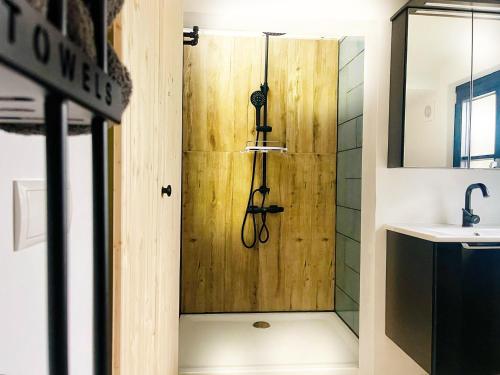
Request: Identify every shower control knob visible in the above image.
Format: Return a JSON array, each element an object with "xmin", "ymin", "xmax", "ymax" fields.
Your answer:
[{"xmin": 268, "ymin": 205, "xmax": 284, "ymax": 214}]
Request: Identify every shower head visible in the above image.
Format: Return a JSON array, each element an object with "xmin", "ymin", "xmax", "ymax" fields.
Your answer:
[
  {"xmin": 263, "ymin": 32, "xmax": 286, "ymax": 37},
  {"xmin": 250, "ymin": 90, "xmax": 266, "ymax": 108}
]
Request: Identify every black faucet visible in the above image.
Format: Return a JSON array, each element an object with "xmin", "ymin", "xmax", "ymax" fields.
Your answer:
[{"xmin": 462, "ymin": 183, "xmax": 490, "ymax": 227}]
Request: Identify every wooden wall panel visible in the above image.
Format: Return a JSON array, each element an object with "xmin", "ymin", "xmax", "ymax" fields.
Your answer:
[
  {"xmin": 182, "ymin": 35, "xmax": 338, "ymax": 313},
  {"xmin": 183, "ymin": 37, "xmax": 262, "ymax": 152},
  {"xmin": 261, "ymin": 154, "xmax": 335, "ymax": 310},
  {"xmin": 224, "ymin": 152, "xmax": 261, "ymax": 311},
  {"xmin": 266, "ymin": 39, "xmax": 289, "ymax": 145},
  {"xmin": 110, "ymin": 14, "xmax": 122, "ymax": 375},
  {"xmin": 314, "ymin": 42, "xmax": 339, "ymax": 154},
  {"xmin": 118, "ymin": 0, "xmax": 182, "ymax": 374},
  {"xmin": 182, "ymin": 152, "xmax": 233, "ymax": 311}
]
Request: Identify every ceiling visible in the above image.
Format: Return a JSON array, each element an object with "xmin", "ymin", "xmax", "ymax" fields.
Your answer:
[
  {"xmin": 184, "ymin": 0, "xmax": 399, "ymax": 20},
  {"xmin": 183, "ymin": 0, "xmax": 406, "ymax": 36}
]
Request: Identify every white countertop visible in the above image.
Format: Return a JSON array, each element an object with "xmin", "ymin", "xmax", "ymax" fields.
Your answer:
[{"xmin": 386, "ymin": 224, "xmax": 500, "ymax": 243}]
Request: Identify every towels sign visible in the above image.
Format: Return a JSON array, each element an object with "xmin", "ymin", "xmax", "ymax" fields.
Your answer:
[{"xmin": 0, "ymin": 0, "xmax": 123, "ymax": 123}]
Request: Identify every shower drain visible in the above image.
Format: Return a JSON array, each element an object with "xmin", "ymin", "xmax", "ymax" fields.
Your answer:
[{"xmin": 253, "ymin": 321, "xmax": 271, "ymax": 329}]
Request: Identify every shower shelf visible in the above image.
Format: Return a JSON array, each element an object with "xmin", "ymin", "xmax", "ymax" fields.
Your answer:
[{"xmin": 243, "ymin": 141, "xmax": 288, "ymax": 154}]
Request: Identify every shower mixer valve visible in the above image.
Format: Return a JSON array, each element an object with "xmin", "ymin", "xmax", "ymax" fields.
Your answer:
[
  {"xmin": 256, "ymin": 125, "xmax": 272, "ymax": 132},
  {"xmin": 247, "ymin": 205, "xmax": 285, "ymax": 215},
  {"xmin": 258, "ymin": 186, "xmax": 270, "ymax": 194}
]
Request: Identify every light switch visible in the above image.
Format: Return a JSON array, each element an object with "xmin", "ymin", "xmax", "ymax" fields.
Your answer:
[
  {"xmin": 13, "ymin": 180, "xmax": 71, "ymax": 251},
  {"xmin": 14, "ymin": 180, "xmax": 46, "ymax": 251}
]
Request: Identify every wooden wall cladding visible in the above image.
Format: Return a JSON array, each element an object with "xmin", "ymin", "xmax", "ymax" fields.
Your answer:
[
  {"xmin": 118, "ymin": 0, "xmax": 183, "ymax": 374},
  {"xmin": 110, "ymin": 14, "xmax": 122, "ymax": 375},
  {"xmin": 182, "ymin": 35, "xmax": 338, "ymax": 313}
]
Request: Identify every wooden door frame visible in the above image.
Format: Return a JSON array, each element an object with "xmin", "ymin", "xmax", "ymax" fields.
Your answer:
[{"xmin": 110, "ymin": 14, "xmax": 122, "ymax": 375}]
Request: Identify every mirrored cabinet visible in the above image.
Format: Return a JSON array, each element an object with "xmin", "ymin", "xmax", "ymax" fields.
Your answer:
[{"xmin": 388, "ymin": 0, "xmax": 500, "ymax": 169}]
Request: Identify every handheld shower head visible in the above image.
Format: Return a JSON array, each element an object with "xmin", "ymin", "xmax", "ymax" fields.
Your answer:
[{"xmin": 250, "ymin": 90, "xmax": 266, "ymax": 108}]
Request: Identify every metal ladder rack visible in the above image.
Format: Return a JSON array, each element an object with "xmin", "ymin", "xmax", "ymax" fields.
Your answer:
[{"xmin": 0, "ymin": 0, "xmax": 125, "ymax": 374}]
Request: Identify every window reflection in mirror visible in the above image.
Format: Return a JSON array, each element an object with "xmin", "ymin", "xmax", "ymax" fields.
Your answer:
[
  {"xmin": 404, "ymin": 10, "xmax": 472, "ymax": 168},
  {"xmin": 457, "ymin": 92, "xmax": 497, "ymax": 168},
  {"xmin": 468, "ymin": 13, "xmax": 500, "ymax": 169}
]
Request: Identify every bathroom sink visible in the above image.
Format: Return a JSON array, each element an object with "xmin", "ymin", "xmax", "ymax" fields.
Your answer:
[
  {"xmin": 386, "ymin": 224, "xmax": 500, "ymax": 243},
  {"xmin": 423, "ymin": 226, "xmax": 500, "ymax": 237}
]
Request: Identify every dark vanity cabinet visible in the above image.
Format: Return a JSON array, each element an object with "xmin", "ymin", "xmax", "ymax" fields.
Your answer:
[{"xmin": 386, "ymin": 231, "xmax": 500, "ymax": 375}]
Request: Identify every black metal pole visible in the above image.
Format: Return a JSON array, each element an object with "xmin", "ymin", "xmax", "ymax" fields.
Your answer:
[
  {"xmin": 263, "ymin": 34, "xmax": 270, "ymax": 95},
  {"xmin": 89, "ymin": 1, "xmax": 112, "ymax": 374},
  {"xmin": 262, "ymin": 34, "xmax": 270, "ymax": 188},
  {"xmin": 45, "ymin": 94, "xmax": 69, "ymax": 375},
  {"xmin": 91, "ymin": 117, "xmax": 111, "ymax": 375},
  {"xmin": 45, "ymin": 0, "xmax": 69, "ymax": 374}
]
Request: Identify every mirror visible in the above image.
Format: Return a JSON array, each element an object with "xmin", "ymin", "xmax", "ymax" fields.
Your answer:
[
  {"xmin": 404, "ymin": 10, "xmax": 472, "ymax": 168},
  {"xmin": 388, "ymin": 3, "xmax": 500, "ymax": 169},
  {"xmin": 469, "ymin": 13, "xmax": 500, "ymax": 169}
]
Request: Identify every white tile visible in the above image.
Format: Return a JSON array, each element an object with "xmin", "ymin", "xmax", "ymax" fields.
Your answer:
[
  {"xmin": 355, "ymin": 117, "xmax": 363, "ymax": 148},
  {"xmin": 337, "ymin": 149, "xmax": 362, "ymax": 179},
  {"xmin": 339, "ymin": 53, "xmax": 364, "ymax": 93},
  {"xmin": 337, "ymin": 234, "xmax": 360, "ymax": 274},
  {"xmin": 339, "ymin": 37, "xmax": 365, "ymax": 70},
  {"xmin": 347, "ymin": 53, "xmax": 364, "ymax": 90},
  {"xmin": 344, "ymin": 267, "xmax": 360, "ymax": 304},
  {"xmin": 338, "ymin": 119, "xmax": 357, "ymax": 151},
  {"xmin": 337, "ymin": 178, "xmax": 361, "ymax": 210},
  {"xmin": 344, "ymin": 85, "xmax": 364, "ymax": 123},
  {"xmin": 336, "ymin": 207, "xmax": 361, "ymax": 241},
  {"xmin": 335, "ymin": 287, "xmax": 358, "ymax": 313}
]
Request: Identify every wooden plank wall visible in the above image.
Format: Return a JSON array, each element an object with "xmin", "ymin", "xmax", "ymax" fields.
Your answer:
[
  {"xmin": 110, "ymin": 14, "xmax": 122, "ymax": 375},
  {"xmin": 182, "ymin": 35, "xmax": 338, "ymax": 313},
  {"xmin": 117, "ymin": 0, "xmax": 182, "ymax": 374}
]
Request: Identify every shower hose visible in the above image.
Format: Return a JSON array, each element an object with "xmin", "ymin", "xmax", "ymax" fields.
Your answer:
[{"xmin": 241, "ymin": 130, "xmax": 271, "ymax": 249}]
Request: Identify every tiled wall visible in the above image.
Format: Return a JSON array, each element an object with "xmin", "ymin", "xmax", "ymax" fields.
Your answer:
[{"xmin": 335, "ymin": 36, "xmax": 364, "ymax": 335}]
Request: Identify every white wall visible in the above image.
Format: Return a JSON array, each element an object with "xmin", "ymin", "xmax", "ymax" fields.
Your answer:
[
  {"xmin": 184, "ymin": 0, "xmax": 381, "ymax": 20},
  {"xmin": 0, "ymin": 131, "xmax": 94, "ymax": 375},
  {"xmin": 404, "ymin": 89, "xmax": 449, "ymax": 167},
  {"xmin": 183, "ymin": 0, "xmax": 399, "ymax": 38},
  {"xmin": 404, "ymin": 14, "xmax": 472, "ymax": 168}
]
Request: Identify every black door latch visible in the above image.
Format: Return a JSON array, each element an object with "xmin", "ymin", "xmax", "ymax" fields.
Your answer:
[{"xmin": 161, "ymin": 185, "xmax": 172, "ymax": 197}]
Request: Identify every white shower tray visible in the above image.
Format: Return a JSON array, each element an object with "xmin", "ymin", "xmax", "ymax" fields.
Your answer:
[{"xmin": 179, "ymin": 312, "xmax": 359, "ymax": 375}]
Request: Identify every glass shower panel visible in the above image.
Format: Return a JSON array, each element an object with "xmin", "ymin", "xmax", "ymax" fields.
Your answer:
[{"xmin": 335, "ymin": 36, "xmax": 364, "ymax": 336}]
